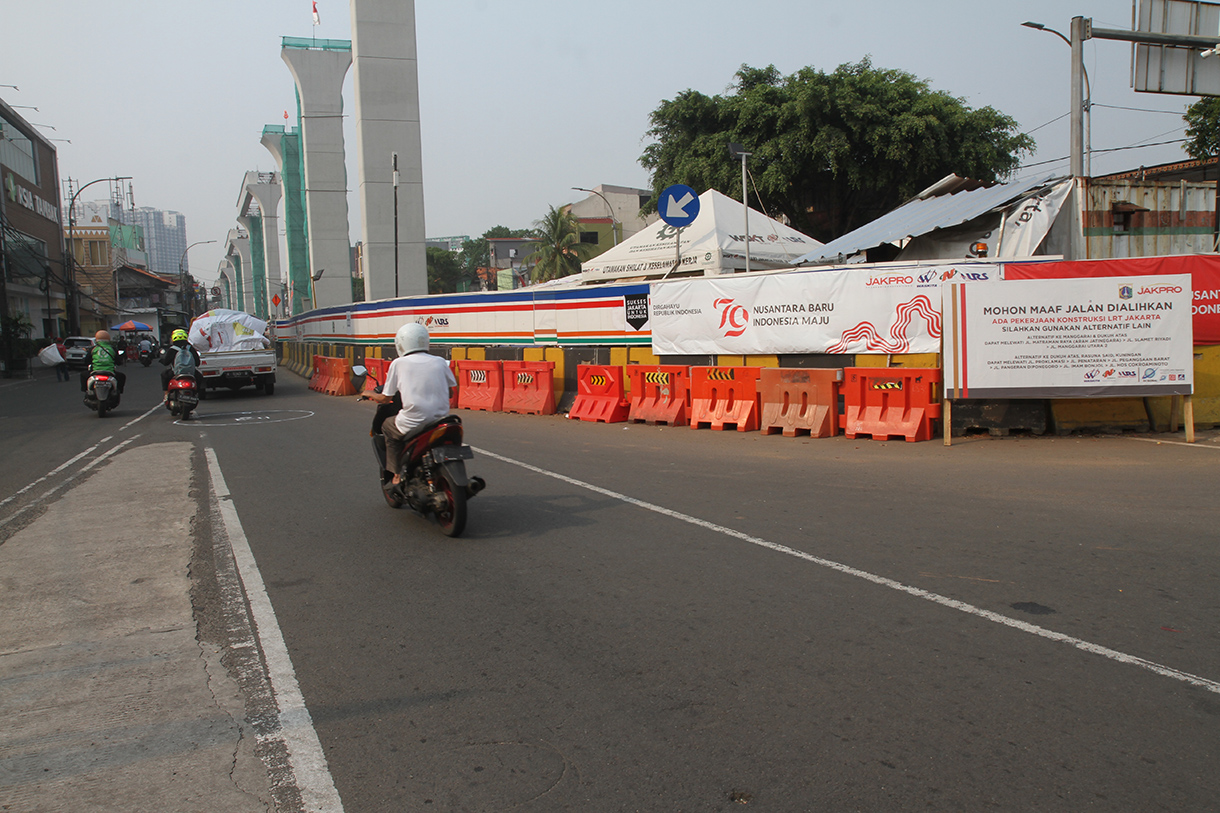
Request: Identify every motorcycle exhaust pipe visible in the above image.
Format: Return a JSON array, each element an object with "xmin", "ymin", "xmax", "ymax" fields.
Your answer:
[{"xmin": 466, "ymin": 476, "xmax": 486, "ymax": 498}]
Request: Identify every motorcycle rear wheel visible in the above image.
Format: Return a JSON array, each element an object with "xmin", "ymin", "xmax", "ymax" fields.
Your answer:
[
  {"xmin": 436, "ymin": 468, "xmax": 467, "ymax": 537},
  {"xmin": 97, "ymin": 404, "xmax": 107, "ymax": 418}
]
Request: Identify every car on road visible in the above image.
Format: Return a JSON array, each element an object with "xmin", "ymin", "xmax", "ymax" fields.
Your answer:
[{"xmin": 62, "ymin": 336, "xmax": 94, "ymax": 370}]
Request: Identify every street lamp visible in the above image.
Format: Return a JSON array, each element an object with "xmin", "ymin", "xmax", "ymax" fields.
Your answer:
[
  {"xmin": 393, "ymin": 152, "xmax": 400, "ymax": 298},
  {"xmin": 65, "ymin": 176, "xmax": 131, "ymax": 335},
  {"xmin": 178, "ymin": 240, "xmax": 216, "ymax": 322},
  {"xmin": 1023, "ymin": 19, "xmax": 1091, "ymax": 177},
  {"xmin": 728, "ymin": 143, "xmax": 752, "ymax": 272},
  {"xmin": 572, "ymin": 186, "xmax": 619, "ymax": 246}
]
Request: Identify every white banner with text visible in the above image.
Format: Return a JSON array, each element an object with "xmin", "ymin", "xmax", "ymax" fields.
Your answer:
[
  {"xmin": 650, "ymin": 264, "xmax": 999, "ymax": 356},
  {"xmin": 944, "ymin": 275, "xmax": 1194, "ymax": 399}
]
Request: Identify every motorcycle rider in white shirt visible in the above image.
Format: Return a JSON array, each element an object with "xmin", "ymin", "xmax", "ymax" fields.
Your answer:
[{"xmin": 364, "ymin": 323, "xmax": 457, "ymax": 485}]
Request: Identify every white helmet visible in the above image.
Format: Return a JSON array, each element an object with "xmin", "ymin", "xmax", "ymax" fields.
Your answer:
[{"xmin": 394, "ymin": 322, "xmax": 430, "ymax": 357}]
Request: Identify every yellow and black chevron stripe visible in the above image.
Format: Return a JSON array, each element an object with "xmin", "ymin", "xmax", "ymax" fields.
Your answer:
[
  {"xmin": 870, "ymin": 380, "xmax": 903, "ymax": 390},
  {"xmin": 706, "ymin": 369, "xmax": 735, "ymax": 381},
  {"xmin": 644, "ymin": 371, "xmax": 670, "ymax": 385}
]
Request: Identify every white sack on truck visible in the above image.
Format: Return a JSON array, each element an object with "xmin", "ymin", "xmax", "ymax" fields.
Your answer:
[{"xmin": 188, "ymin": 309, "xmax": 272, "ymax": 353}]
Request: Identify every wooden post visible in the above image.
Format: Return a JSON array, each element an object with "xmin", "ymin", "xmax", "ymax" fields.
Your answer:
[
  {"xmin": 943, "ymin": 399, "xmax": 953, "ymax": 447},
  {"xmin": 1185, "ymin": 394, "xmax": 1196, "ymax": 443}
]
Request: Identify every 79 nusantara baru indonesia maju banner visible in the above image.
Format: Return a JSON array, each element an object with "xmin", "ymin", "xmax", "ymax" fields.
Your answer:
[{"xmin": 649, "ymin": 264, "xmax": 999, "ymax": 356}]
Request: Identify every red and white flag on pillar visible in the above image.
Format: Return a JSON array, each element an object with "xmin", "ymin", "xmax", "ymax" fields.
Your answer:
[{"xmin": 312, "ymin": 1, "xmax": 320, "ymax": 25}]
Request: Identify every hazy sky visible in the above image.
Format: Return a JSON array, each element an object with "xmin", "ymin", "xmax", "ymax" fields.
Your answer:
[{"xmin": 1, "ymin": 1, "xmax": 1203, "ymax": 284}]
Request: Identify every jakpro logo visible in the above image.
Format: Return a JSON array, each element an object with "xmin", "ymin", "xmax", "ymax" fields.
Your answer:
[
  {"xmin": 1119, "ymin": 285, "xmax": 1133, "ymax": 300},
  {"xmin": 1137, "ymin": 285, "xmax": 1183, "ymax": 295},
  {"xmin": 866, "ymin": 275, "xmax": 914, "ymax": 286},
  {"xmin": 714, "ymin": 298, "xmax": 749, "ymax": 337}
]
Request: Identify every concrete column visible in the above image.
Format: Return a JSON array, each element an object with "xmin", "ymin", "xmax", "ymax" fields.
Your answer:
[
  {"xmin": 261, "ymin": 127, "xmax": 312, "ymax": 316},
  {"xmin": 236, "ymin": 216, "xmax": 266, "ymax": 320},
  {"xmin": 282, "ymin": 42, "xmax": 353, "ymax": 309},
  {"xmin": 242, "ymin": 172, "xmax": 284, "ymax": 319},
  {"xmin": 217, "ymin": 262, "xmax": 234, "ymax": 311},
  {"xmin": 349, "ymin": 0, "xmax": 427, "ymax": 301},
  {"xmin": 226, "ymin": 228, "xmax": 253, "ymax": 314}
]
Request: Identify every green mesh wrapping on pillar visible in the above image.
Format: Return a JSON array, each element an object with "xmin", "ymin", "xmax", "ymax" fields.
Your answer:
[
  {"xmin": 232, "ymin": 255, "xmax": 244, "ymax": 313},
  {"xmin": 220, "ymin": 276, "xmax": 231, "ymax": 310},
  {"xmin": 283, "ymin": 103, "xmax": 312, "ymax": 314},
  {"xmin": 249, "ymin": 214, "xmax": 268, "ymax": 320}
]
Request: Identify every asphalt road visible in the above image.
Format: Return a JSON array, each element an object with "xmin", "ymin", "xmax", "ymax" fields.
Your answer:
[{"xmin": 3, "ymin": 362, "xmax": 1218, "ymax": 812}]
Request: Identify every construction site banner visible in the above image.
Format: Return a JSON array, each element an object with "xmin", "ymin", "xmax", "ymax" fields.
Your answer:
[
  {"xmin": 944, "ymin": 275, "xmax": 1194, "ymax": 400},
  {"xmin": 1004, "ymin": 255, "xmax": 1220, "ymax": 345},
  {"xmin": 649, "ymin": 264, "xmax": 999, "ymax": 356}
]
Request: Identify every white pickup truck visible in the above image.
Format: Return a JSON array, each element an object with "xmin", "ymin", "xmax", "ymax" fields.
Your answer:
[{"xmin": 197, "ymin": 347, "xmax": 277, "ymax": 395}]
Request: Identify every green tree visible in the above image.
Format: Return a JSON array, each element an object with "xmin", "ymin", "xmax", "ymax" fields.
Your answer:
[
  {"xmin": 526, "ymin": 206, "xmax": 594, "ymax": 283},
  {"xmin": 641, "ymin": 59, "xmax": 1034, "ymax": 242},
  {"xmin": 1184, "ymin": 97, "xmax": 1220, "ymax": 159},
  {"xmin": 427, "ymin": 246, "xmax": 466, "ymax": 294}
]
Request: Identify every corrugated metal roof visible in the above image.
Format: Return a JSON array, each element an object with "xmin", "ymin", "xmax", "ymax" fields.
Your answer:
[{"xmin": 795, "ymin": 172, "xmax": 1065, "ymax": 266}]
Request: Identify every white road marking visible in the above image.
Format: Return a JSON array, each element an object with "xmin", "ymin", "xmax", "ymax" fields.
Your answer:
[
  {"xmin": 1127, "ymin": 436, "xmax": 1220, "ymax": 450},
  {"xmin": 204, "ymin": 447, "xmax": 344, "ymax": 812},
  {"xmin": 120, "ymin": 402, "xmax": 163, "ymax": 432},
  {"xmin": 475, "ymin": 447, "xmax": 1220, "ymax": 697},
  {"xmin": 0, "ymin": 440, "xmax": 109, "ymax": 509},
  {"xmin": 0, "ymin": 437, "xmax": 139, "ymax": 528}
]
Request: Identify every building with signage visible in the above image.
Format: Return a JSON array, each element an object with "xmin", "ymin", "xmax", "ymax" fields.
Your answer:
[{"xmin": 1, "ymin": 97, "xmax": 67, "ymax": 341}]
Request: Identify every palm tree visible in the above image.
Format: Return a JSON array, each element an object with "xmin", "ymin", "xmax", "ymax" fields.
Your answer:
[{"xmin": 526, "ymin": 205, "xmax": 594, "ymax": 283}]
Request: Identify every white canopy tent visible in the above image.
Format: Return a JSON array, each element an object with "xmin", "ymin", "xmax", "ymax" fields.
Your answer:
[{"xmin": 579, "ymin": 189, "xmax": 823, "ymax": 283}]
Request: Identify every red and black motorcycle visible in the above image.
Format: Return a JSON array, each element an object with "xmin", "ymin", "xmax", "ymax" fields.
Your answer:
[
  {"xmin": 166, "ymin": 374, "xmax": 200, "ymax": 420},
  {"xmin": 355, "ymin": 365, "xmax": 485, "ymax": 537}
]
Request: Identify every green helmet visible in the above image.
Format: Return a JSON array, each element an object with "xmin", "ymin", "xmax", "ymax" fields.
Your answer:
[{"xmin": 171, "ymin": 329, "xmax": 188, "ymax": 343}]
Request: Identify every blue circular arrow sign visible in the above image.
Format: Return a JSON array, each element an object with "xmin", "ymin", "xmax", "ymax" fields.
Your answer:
[{"xmin": 657, "ymin": 184, "xmax": 700, "ymax": 228}]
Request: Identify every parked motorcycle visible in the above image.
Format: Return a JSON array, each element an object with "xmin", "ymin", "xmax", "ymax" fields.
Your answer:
[
  {"xmin": 166, "ymin": 374, "xmax": 200, "ymax": 420},
  {"xmin": 354, "ymin": 365, "xmax": 485, "ymax": 537},
  {"xmin": 84, "ymin": 371, "xmax": 121, "ymax": 418}
]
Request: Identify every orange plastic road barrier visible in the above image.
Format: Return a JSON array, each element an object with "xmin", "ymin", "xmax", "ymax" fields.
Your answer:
[
  {"xmin": 689, "ymin": 366, "xmax": 762, "ymax": 432},
  {"xmin": 841, "ymin": 367, "xmax": 942, "ymax": 442},
  {"xmin": 627, "ymin": 365, "xmax": 691, "ymax": 426},
  {"xmin": 759, "ymin": 368, "xmax": 843, "ymax": 438},
  {"xmin": 361, "ymin": 357, "xmax": 390, "ymax": 396},
  {"xmin": 456, "ymin": 360, "xmax": 504, "ymax": 412},
  {"xmin": 324, "ymin": 357, "xmax": 358, "ymax": 396},
  {"xmin": 569, "ymin": 364, "xmax": 630, "ymax": 423},
  {"xmin": 309, "ymin": 355, "xmax": 327, "ymax": 393},
  {"xmin": 501, "ymin": 360, "xmax": 556, "ymax": 415}
]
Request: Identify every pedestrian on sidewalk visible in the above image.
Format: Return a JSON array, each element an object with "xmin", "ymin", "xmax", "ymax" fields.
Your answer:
[{"xmin": 54, "ymin": 337, "xmax": 69, "ymax": 382}]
